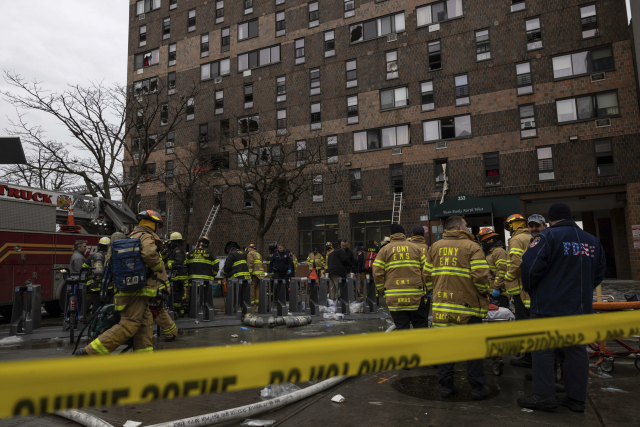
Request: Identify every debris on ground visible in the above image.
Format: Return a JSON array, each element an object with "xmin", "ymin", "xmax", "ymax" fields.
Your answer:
[
  {"xmin": 331, "ymin": 394, "xmax": 345, "ymax": 403},
  {"xmin": 260, "ymin": 383, "xmax": 301, "ymax": 398}
]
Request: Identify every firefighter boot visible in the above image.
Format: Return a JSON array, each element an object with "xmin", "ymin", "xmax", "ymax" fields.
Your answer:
[
  {"xmin": 440, "ymin": 377, "xmax": 459, "ymax": 398},
  {"xmin": 517, "ymin": 394, "xmax": 558, "ymax": 412},
  {"xmin": 470, "ymin": 381, "xmax": 492, "ymax": 401}
]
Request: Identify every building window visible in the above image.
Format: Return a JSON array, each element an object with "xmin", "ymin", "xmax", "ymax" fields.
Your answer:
[
  {"xmin": 516, "ymin": 62, "xmax": 533, "ymax": 95},
  {"xmin": 199, "ymin": 123, "xmax": 208, "ymax": 146},
  {"xmin": 220, "ymin": 120, "xmax": 230, "ymax": 140},
  {"xmin": 160, "ymin": 104, "xmax": 168, "ymax": 125},
  {"xmin": 313, "ymin": 175, "xmax": 323, "ymax": 202},
  {"xmin": 581, "ymin": 5, "xmax": 598, "ymax": 38},
  {"xmin": 416, "ymin": 0, "xmax": 463, "ymax": 26},
  {"xmin": 165, "ymin": 160, "xmax": 174, "ymax": 184},
  {"xmin": 133, "ymin": 77, "xmax": 158, "ymax": 96},
  {"xmin": 244, "ymin": 84, "xmax": 253, "ymax": 109},
  {"xmin": 350, "ymin": 212, "xmax": 392, "ymax": 246},
  {"xmin": 349, "ymin": 12, "xmax": 405, "ymax": 43},
  {"xmin": 346, "ymin": 60, "xmax": 357, "ymax": 87},
  {"xmin": 552, "ymin": 47, "xmax": 613, "ymax": 79},
  {"xmin": 201, "ymin": 58, "xmax": 231, "ymax": 80},
  {"xmin": 276, "ymin": 76, "xmax": 286, "ymax": 102},
  {"xmin": 244, "ymin": 186, "xmax": 254, "ymax": 209},
  {"xmin": 423, "ymin": 115, "xmax": 472, "ymax": 142},
  {"xmin": 537, "ymin": 147, "xmax": 554, "ymax": 181},
  {"xmin": 139, "ymin": 25, "xmax": 147, "ymax": 44},
  {"xmin": 186, "ymin": 97, "xmax": 194, "ymax": 121},
  {"xmin": 385, "ymin": 50, "xmax": 398, "ymax": 79},
  {"xmin": 238, "ymin": 19, "xmax": 259, "ymax": 41},
  {"xmin": 344, "ymin": 0, "xmax": 355, "ymax": 18},
  {"xmin": 136, "ymin": 0, "xmax": 161, "ymax": 16},
  {"xmin": 201, "ymin": 34, "xmax": 209, "ymax": 57},
  {"xmin": 511, "ymin": 0, "xmax": 525, "ymax": 12},
  {"xmin": 299, "ymin": 215, "xmax": 339, "ymax": 259},
  {"xmin": 244, "ymin": 0, "xmax": 253, "ymax": 14},
  {"xmin": 277, "ymin": 109, "xmax": 287, "ymax": 134},
  {"xmin": 188, "ymin": 9, "xmax": 196, "ymax": 32},
  {"xmin": 350, "ymin": 170, "xmax": 363, "ymax": 199},
  {"xmin": 295, "ymin": 38, "xmax": 305, "ymax": 64},
  {"xmin": 324, "ymin": 30, "xmax": 335, "ymax": 57},
  {"xmin": 354, "ymin": 125, "xmax": 409, "ymax": 151},
  {"xmin": 421, "ymin": 81, "xmax": 434, "ymax": 111},
  {"xmin": 327, "ymin": 135, "xmax": 338, "ymax": 163},
  {"xmin": 520, "ymin": 105, "xmax": 536, "ymax": 138},
  {"xmin": 310, "ymin": 69, "xmax": 320, "ymax": 96},
  {"xmin": 556, "ymin": 92, "xmax": 619, "ymax": 123},
  {"xmin": 238, "ymin": 45, "xmax": 281, "ymax": 71},
  {"xmin": 390, "ymin": 163, "xmax": 403, "ymax": 193},
  {"xmin": 166, "ymin": 131, "xmax": 175, "ymax": 154},
  {"xmin": 347, "ymin": 96, "xmax": 359, "ymax": 124},
  {"xmin": 435, "ymin": 159, "xmax": 447, "ymax": 189},
  {"xmin": 238, "ymin": 115, "xmax": 259, "ymax": 135},
  {"xmin": 595, "ymin": 140, "xmax": 614, "ymax": 176},
  {"xmin": 216, "ymin": 1, "xmax": 224, "ymax": 23},
  {"xmin": 309, "ymin": 1, "xmax": 319, "ymax": 27},
  {"xmin": 168, "ymin": 43, "xmax": 176, "ymax": 66},
  {"xmin": 158, "ymin": 192, "xmax": 167, "ymax": 214},
  {"xmin": 168, "ymin": 72, "xmax": 176, "ymax": 93},
  {"xmin": 428, "ymin": 41, "xmax": 441, "ymax": 70},
  {"xmin": 296, "ymin": 140, "xmax": 307, "ymax": 166},
  {"xmin": 163, "ymin": 18, "xmax": 171, "ymax": 39},
  {"xmin": 380, "ymin": 86, "xmax": 408, "ymax": 110},
  {"xmin": 276, "ymin": 12, "xmax": 285, "ymax": 37},
  {"xmin": 170, "ymin": 0, "xmax": 177, "ymax": 10},
  {"xmin": 276, "ymin": 0, "xmax": 285, "ymax": 5},
  {"xmin": 476, "ymin": 29, "xmax": 490, "ymax": 61},
  {"xmin": 484, "ymin": 152, "xmax": 500, "ymax": 186},
  {"xmin": 215, "ymin": 90, "xmax": 224, "ymax": 114},
  {"xmin": 142, "ymin": 162, "xmax": 156, "ymax": 176},
  {"xmin": 311, "ymin": 103, "xmax": 321, "ymax": 130},
  {"xmin": 526, "ymin": 18, "xmax": 542, "ymax": 50},
  {"xmin": 220, "ymin": 27, "xmax": 230, "ymax": 52},
  {"xmin": 134, "ymin": 49, "xmax": 159, "ymax": 70},
  {"xmin": 455, "ymin": 74, "xmax": 469, "ymax": 106}
]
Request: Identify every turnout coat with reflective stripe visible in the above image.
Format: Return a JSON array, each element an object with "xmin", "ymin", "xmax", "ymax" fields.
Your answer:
[
  {"xmin": 306, "ymin": 252, "xmax": 324, "ymax": 270},
  {"xmin": 423, "ymin": 230, "xmax": 491, "ymax": 326},
  {"xmin": 224, "ymin": 249, "xmax": 251, "ymax": 280},
  {"xmin": 167, "ymin": 245, "xmax": 188, "ymax": 281},
  {"xmin": 372, "ymin": 233, "xmax": 427, "ymax": 312},
  {"xmin": 247, "ymin": 249, "xmax": 264, "ymax": 276},
  {"xmin": 504, "ymin": 228, "xmax": 531, "ymax": 308},
  {"xmin": 409, "ymin": 235, "xmax": 429, "ymax": 258},
  {"xmin": 186, "ymin": 247, "xmax": 220, "ymax": 281},
  {"xmin": 486, "ymin": 245, "xmax": 508, "ymax": 293}
]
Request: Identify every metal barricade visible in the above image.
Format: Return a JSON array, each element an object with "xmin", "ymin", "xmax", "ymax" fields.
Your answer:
[
  {"xmin": 289, "ymin": 278, "xmax": 303, "ymax": 313},
  {"xmin": 337, "ymin": 278, "xmax": 355, "ymax": 315},
  {"xmin": 189, "ymin": 279, "xmax": 216, "ymax": 321},
  {"xmin": 225, "ymin": 279, "xmax": 237, "ymax": 316},
  {"xmin": 236, "ymin": 279, "xmax": 251, "ymax": 319},
  {"xmin": 318, "ymin": 277, "xmax": 329, "ymax": 308},
  {"xmin": 307, "ymin": 279, "xmax": 321, "ymax": 316},
  {"xmin": 10, "ymin": 285, "xmax": 42, "ymax": 336},
  {"xmin": 273, "ymin": 279, "xmax": 287, "ymax": 317},
  {"xmin": 258, "ymin": 278, "xmax": 271, "ymax": 314},
  {"xmin": 362, "ymin": 276, "xmax": 378, "ymax": 314}
]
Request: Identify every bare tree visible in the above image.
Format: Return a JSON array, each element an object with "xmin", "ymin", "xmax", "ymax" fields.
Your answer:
[{"xmin": 1, "ymin": 70, "xmax": 197, "ymax": 207}]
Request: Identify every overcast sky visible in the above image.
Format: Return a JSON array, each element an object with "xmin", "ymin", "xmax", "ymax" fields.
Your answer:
[{"xmin": 0, "ymin": 0, "xmax": 633, "ymax": 152}]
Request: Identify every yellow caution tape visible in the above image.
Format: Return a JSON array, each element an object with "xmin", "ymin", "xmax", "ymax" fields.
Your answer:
[{"xmin": 1, "ymin": 310, "xmax": 639, "ymax": 419}]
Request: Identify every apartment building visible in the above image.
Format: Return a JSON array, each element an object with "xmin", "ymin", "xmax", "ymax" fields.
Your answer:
[{"xmin": 127, "ymin": 0, "xmax": 640, "ymax": 280}]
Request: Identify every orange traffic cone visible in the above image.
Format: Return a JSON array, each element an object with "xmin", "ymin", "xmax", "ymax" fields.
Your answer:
[{"xmin": 60, "ymin": 206, "xmax": 82, "ymax": 233}]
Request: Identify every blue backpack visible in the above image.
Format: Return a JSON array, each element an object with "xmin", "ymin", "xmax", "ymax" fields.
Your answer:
[{"xmin": 107, "ymin": 235, "xmax": 147, "ymax": 292}]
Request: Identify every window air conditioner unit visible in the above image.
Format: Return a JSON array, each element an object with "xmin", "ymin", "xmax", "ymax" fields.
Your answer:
[
  {"xmin": 387, "ymin": 33, "xmax": 397, "ymax": 42},
  {"xmin": 436, "ymin": 141, "xmax": 447, "ymax": 149},
  {"xmin": 139, "ymin": 13, "xmax": 145, "ymax": 20},
  {"xmin": 134, "ymin": 154, "xmax": 139, "ymax": 159},
  {"xmin": 591, "ymin": 72, "xmax": 606, "ymax": 82},
  {"xmin": 435, "ymin": 175, "xmax": 446, "ymax": 183},
  {"xmin": 595, "ymin": 118, "xmax": 611, "ymax": 128},
  {"xmin": 391, "ymin": 147, "xmax": 402, "ymax": 155},
  {"xmin": 214, "ymin": 77, "xmax": 223, "ymax": 84},
  {"xmin": 243, "ymin": 70, "xmax": 252, "ymax": 77},
  {"xmin": 522, "ymin": 120, "xmax": 535, "ymax": 129}
]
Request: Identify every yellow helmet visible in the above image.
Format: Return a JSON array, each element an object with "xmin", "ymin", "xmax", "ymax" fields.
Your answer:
[
  {"xmin": 505, "ymin": 214, "xmax": 526, "ymax": 232},
  {"xmin": 170, "ymin": 232, "xmax": 183, "ymax": 241},
  {"xmin": 98, "ymin": 237, "xmax": 111, "ymax": 246}
]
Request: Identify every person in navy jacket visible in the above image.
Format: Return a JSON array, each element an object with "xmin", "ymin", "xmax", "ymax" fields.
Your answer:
[
  {"xmin": 517, "ymin": 202, "xmax": 606, "ymax": 413},
  {"xmin": 269, "ymin": 244, "xmax": 293, "ymax": 300}
]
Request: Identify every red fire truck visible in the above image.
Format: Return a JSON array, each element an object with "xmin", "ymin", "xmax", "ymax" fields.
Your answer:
[{"xmin": 0, "ymin": 183, "xmax": 137, "ymax": 318}]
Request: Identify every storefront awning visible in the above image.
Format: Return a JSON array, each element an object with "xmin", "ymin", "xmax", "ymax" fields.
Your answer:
[{"xmin": 431, "ymin": 194, "xmax": 492, "ymax": 218}]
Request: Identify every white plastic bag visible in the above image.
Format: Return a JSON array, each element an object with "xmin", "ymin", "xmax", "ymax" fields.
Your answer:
[
  {"xmin": 487, "ymin": 307, "xmax": 515, "ymax": 321},
  {"xmin": 327, "ymin": 299, "xmax": 336, "ymax": 307},
  {"xmin": 349, "ymin": 302, "xmax": 363, "ymax": 313},
  {"xmin": 320, "ymin": 306, "xmax": 336, "ymax": 314},
  {"xmin": 260, "ymin": 383, "xmax": 301, "ymax": 398},
  {"xmin": 241, "ymin": 420, "xmax": 276, "ymax": 426}
]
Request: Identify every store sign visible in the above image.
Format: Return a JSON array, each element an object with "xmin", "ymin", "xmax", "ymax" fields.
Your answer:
[
  {"xmin": 434, "ymin": 194, "xmax": 493, "ymax": 218},
  {"xmin": 0, "ymin": 183, "xmax": 73, "ymax": 211},
  {"xmin": 420, "ymin": 215, "xmax": 429, "ymax": 221}
]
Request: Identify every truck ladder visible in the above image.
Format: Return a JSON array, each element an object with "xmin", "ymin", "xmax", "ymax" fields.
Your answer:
[
  {"xmin": 165, "ymin": 201, "xmax": 174, "ymax": 237},
  {"xmin": 200, "ymin": 203, "xmax": 221, "ymax": 239},
  {"xmin": 391, "ymin": 192, "xmax": 403, "ymax": 224}
]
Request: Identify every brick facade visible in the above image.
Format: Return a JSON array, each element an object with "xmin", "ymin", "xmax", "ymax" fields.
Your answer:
[{"xmin": 127, "ymin": 0, "xmax": 640, "ymax": 279}]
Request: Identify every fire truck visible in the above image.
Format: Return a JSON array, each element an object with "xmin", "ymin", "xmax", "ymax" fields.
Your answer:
[{"xmin": 0, "ymin": 183, "xmax": 137, "ymax": 318}]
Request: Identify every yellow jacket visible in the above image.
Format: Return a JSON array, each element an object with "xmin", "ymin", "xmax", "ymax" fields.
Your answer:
[
  {"xmin": 423, "ymin": 230, "xmax": 491, "ymax": 326},
  {"xmin": 409, "ymin": 235, "xmax": 429, "ymax": 257},
  {"xmin": 504, "ymin": 228, "xmax": 532, "ymax": 307},
  {"xmin": 306, "ymin": 252, "xmax": 324, "ymax": 270},
  {"xmin": 485, "ymin": 245, "xmax": 508, "ymax": 293},
  {"xmin": 124, "ymin": 225, "xmax": 168, "ymax": 297},
  {"xmin": 372, "ymin": 233, "xmax": 427, "ymax": 312},
  {"xmin": 247, "ymin": 249, "xmax": 265, "ymax": 277}
]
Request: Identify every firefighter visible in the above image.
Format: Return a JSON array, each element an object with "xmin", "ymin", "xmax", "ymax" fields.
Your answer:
[
  {"xmin": 477, "ymin": 228, "xmax": 509, "ymax": 308},
  {"xmin": 306, "ymin": 247, "xmax": 324, "ymax": 277},
  {"xmin": 380, "ymin": 236, "xmax": 391, "ymax": 249},
  {"xmin": 246, "ymin": 243, "xmax": 264, "ymax": 308},
  {"xmin": 423, "ymin": 216, "xmax": 492, "ymax": 400},
  {"xmin": 409, "ymin": 225, "xmax": 431, "ymax": 317},
  {"xmin": 84, "ymin": 237, "xmax": 113, "ymax": 312},
  {"xmin": 269, "ymin": 244, "xmax": 293, "ymax": 300},
  {"xmin": 504, "ymin": 213, "xmax": 533, "ymax": 368},
  {"xmin": 78, "ymin": 210, "xmax": 167, "ymax": 355},
  {"xmin": 186, "ymin": 236, "xmax": 220, "ymax": 312},
  {"xmin": 372, "ymin": 224, "xmax": 428, "ymax": 330},
  {"xmin": 166, "ymin": 232, "xmax": 187, "ymax": 317},
  {"xmin": 153, "ymin": 235, "xmax": 179, "ymax": 342},
  {"xmin": 223, "ymin": 241, "xmax": 251, "ymax": 306},
  {"xmin": 324, "ymin": 242, "xmax": 334, "ymax": 276}
]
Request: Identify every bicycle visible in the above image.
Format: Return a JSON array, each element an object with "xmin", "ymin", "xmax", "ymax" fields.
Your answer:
[{"xmin": 55, "ymin": 267, "xmax": 94, "ymax": 344}]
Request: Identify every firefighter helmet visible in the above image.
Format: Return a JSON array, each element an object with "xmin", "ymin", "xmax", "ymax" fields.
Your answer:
[
  {"xmin": 98, "ymin": 237, "xmax": 111, "ymax": 246},
  {"xmin": 477, "ymin": 228, "xmax": 498, "ymax": 242},
  {"xmin": 247, "ymin": 243, "xmax": 257, "ymax": 251},
  {"xmin": 224, "ymin": 241, "xmax": 240, "ymax": 254},
  {"xmin": 505, "ymin": 214, "xmax": 526, "ymax": 231},
  {"xmin": 326, "ymin": 242, "xmax": 333, "ymax": 248},
  {"xmin": 136, "ymin": 210, "xmax": 164, "ymax": 228},
  {"xmin": 170, "ymin": 232, "xmax": 183, "ymax": 241}
]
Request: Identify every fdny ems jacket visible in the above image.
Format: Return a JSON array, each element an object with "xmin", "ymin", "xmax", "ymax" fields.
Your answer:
[
  {"xmin": 521, "ymin": 220, "xmax": 606, "ymax": 316},
  {"xmin": 306, "ymin": 252, "xmax": 324, "ymax": 270},
  {"xmin": 167, "ymin": 244, "xmax": 187, "ymax": 282},
  {"xmin": 224, "ymin": 249, "xmax": 251, "ymax": 280},
  {"xmin": 423, "ymin": 230, "xmax": 491, "ymax": 326},
  {"xmin": 485, "ymin": 244, "xmax": 508, "ymax": 294},
  {"xmin": 268, "ymin": 251, "xmax": 293, "ymax": 274},
  {"xmin": 187, "ymin": 246, "xmax": 219, "ymax": 282},
  {"xmin": 504, "ymin": 228, "xmax": 532, "ymax": 308},
  {"xmin": 410, "ymin": 235, "xmax": 429, "ymax": 257},
  {"xmin": 372, "ymin": 233, "xmax": 427, "ymax": 312},
  {"xmin": 247, "ymin": 249, "xmax": 265, "ymax": 277},
  {"xmin": 125, "ymin": 225, "xmax": 169, "ymax": 297}
]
